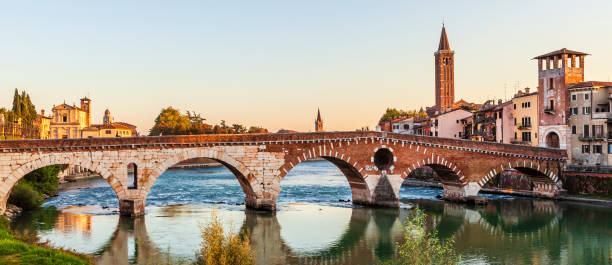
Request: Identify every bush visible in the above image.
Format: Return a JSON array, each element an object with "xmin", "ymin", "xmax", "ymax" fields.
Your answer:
[
  {"xmin": 393, "ymin": 207, "xmax": 460, "ymax": 265},
  {"xmin": 195, "ymin": 210, "xmax": 254, "ymax": 265},
  {"xmin": 21, "ymin": 165, "xmax": 62, "ymax": 196},
  {"xmin": 8, "ymin": 183, "xmax": 43, "ymax": 210},
  {"xmin": 0, "ymin": 239, "xmax": 29, "ymax": 255}
]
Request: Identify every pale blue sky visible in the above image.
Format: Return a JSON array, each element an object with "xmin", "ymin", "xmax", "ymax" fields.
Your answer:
[{"xmin": 1, "ymin": 1, "xmax": 611, "ymax": 133}]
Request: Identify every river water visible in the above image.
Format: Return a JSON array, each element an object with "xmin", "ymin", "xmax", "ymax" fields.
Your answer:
[{"xmin": 9, "ymin": 160, "xmax": 612, "ymax": 265}]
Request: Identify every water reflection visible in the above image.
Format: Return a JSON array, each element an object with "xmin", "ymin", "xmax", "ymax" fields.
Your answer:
[{"xmin": 10, "ymin": 198, "xmax": 612, "ymax": 265}]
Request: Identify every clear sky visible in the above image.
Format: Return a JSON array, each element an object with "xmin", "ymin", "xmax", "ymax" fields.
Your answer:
[{"xmin": 1, "ymin": 1, "xmax": 611, "ymax": 134}]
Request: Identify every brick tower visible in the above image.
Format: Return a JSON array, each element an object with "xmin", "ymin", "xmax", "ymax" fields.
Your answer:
[
  {"xmin": 314, "ymin": 108, "xmax": 323, "ymax": 132},
  {"xmin": 435, "ymin": 25, "xmax": 455, "ymax": 113},
  {"xmin": 534, "ymin": 48, "xmax": 588, "ymax": 148}
]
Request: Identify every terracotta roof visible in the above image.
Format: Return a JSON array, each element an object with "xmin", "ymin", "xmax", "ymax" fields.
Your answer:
[
  {"xmin": 438, "ymin": 25, "xmax": 451, "ymax": 51},
  {"xmin": 533, "ymin": 48, "xmax": 589, "ymax": 59},
  {"xmin": 88, "ymin": 122, "xmax": 136, "ymax": 130},
  {"xmin": 568, "ymin": 81, "xmax": 612, "ymax": 89}
]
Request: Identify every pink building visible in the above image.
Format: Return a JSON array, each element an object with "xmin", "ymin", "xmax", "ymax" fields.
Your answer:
[
  {"xmin": 430, "ymin": 108, "xmax": 473, "ymax": 139},
  {"xmin": 495, "ymin": 100, "xmax": 514, "ymax": 144}
]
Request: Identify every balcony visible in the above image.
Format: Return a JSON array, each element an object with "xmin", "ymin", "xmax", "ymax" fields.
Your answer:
[
  {"xmin": 518, "ymin": 124, "xmax": 531, "ymax": 130},
  {"xmin": 473, "ymin": 116, "xmax": 495, "ymax": 124},
  {"xmin": 511, "ymin": 139, "xmax": 531, "ymax": 145},
  {"xmin": 544, "ymin": 107, "xmax": 555, "ymax": 114},
  {"xmin": 579, "ymin": 133, "xmax": 605, "ymax": 141}
]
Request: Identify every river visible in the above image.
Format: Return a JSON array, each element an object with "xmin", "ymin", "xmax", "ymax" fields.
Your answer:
[{"xmin": 9, "ymin": 160, "xmax": 612, "ymax": 265}]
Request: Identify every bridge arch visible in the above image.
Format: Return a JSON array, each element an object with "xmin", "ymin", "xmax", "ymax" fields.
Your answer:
[
  {"xmin": 141, "ymin": 148, "xmax": 259, "ymax": 209},
  {"xmin": 279, "ymin": 147, "xmax": 371, "ymax": 206},
  {"xmin": 477, "ymin": 160, "xmax": 561, "ymax": 197},
  {"xmin": 1, "ymin": 153, "xmax": 122, "ymax": 214}
]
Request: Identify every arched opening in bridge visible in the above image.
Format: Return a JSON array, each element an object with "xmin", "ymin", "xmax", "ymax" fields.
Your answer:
[
  {"xmin": 280, "ymin": 157, "xmax": 361, "ymax": 205},
  {"xmin": 374, "ymin": 148, "xmax": 394, "ymax": 170},
  {"xmin": 545, "ymin": 132, "xmax": 560, "ymax": 148},
  {"xmin": 480, "ymin": 166, "xmax": 559, "ymax": 197},
  {"xmin": 127, "ymin": 163, "xmax": 138, "ymax": 189},
  {"xmin": 403, "ymin": 163, "xmax": 464, "ymax": 200},
  {"xmin": 145, "ymin": 157, "xmax": 256, "ymax": 207},
  {"xmin": 6, "ymin": 163, "xmax": 118, "ymax": 242}
]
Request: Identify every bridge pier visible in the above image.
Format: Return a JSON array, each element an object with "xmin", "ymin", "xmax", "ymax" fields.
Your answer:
[
  {"xmin": 119, "ymin": 199, "xmax": 146, "ymax": 217},
  {"xmin": 245, "ymin": 196, "xmax": 278, "ymax": 211},
  {"xmin": 532, "ymin": 181, "xmax": 559, "ymax": 198}
]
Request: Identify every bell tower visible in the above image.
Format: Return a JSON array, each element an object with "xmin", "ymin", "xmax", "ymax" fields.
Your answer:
[
  {"xmin": 435, "ymin": 24, "xmax": 455, "ymax": 113},
  {"xmin": 314, "ymin": 108, "xmax": 323, "ymax": 132}
]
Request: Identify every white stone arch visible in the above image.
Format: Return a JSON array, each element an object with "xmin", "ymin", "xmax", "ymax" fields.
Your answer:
[
  {"xmin": 279, "ymin": 144, "xmax": 373, "ymax": 205},
  {"xmin": 140, "ymin": 147, "xmax": 258, "ymax": 201},
  {"xmin": 1, "ymin": 152, "xmax": 121, "ymax": 213}
]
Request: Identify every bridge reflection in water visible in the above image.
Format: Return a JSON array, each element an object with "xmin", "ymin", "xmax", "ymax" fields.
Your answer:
[{"xmin": 11, "ymin": 199, "xmax": 611, "ymax": 265}]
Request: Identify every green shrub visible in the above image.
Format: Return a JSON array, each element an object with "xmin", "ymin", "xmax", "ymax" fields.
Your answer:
[
  {"xmin": 8, "ymin": 183, "xmax": 43, "ymax": 210},
  {"xmin": 0, "ymin": 239, "xmax": 29, "ymax": 255},
  {"xmin": 17, "ymin": 247, "xmax": 90, "ymax": 265},
  {"xmin": 393, "ymin": 207, "xmax": 460, "ymax": 265},
  {"xmin": 21, "ymin": 165, "xmax": 62, "ymax": 197},
  {"xmin": 0, "ymin": 230, "xmax": 13, "ymax": 240},
  {"xmin": 195, "ymin": 210, "xmax": 254, "ymax": 265}
]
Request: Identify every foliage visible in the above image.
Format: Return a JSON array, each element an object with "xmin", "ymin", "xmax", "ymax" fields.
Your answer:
[
  {"xmin": 195, "ymin": 210, "xmax": 254, "ymax": 265},
  {"xmin": 392, "ymin": 208, "xmax": 460, "ymax": 265},
  {"xmin": 1, "ymin": 89, "xmax": 37, "ymax": 126},
  {"xmin": 460, "ymin": 105, "xmax": 478, "ymax": 111},
  {"xmin": 0, "ymin": 216, "xmax": 92, "ymax": 264},
  {"xmin": 379, "ymin": 108, "xmax": 427, "ymax": 123},
  {"xmin": 7, "ymin": 165, "xmax": 64, "ymax": 210},
  {"xmin": 149, "ymin": 107, "xmax": 268, "ymax": 136},
  {"xmin": 8, "ymin": 183, "xmax": 43, "ymax": 211}
]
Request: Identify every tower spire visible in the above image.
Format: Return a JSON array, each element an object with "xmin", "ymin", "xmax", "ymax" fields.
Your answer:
[{"xmin": 438, "ymin": 24, "xmax": 451, "ymax": 51}]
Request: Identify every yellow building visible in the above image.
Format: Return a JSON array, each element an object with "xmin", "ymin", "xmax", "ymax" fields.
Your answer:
[
  {"xmin": 82, "ymin": 109, "xmax": 137, "ymax": 138},
  {"xmin": 511, "ymin": 88, "xmax": 539, "ymax": 146},
  {"xmin": 50, "ymin": 97, "xmax": 91, "ymax": 139},
  {"xmin": 36, "ymin": 110, "xmax": 52, "ymax": 139}
]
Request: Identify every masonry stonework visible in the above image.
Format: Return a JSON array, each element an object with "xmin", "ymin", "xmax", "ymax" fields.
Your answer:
[{"xmin": 0, "ymin": 132, "xmax": 565, "ymax": 216}]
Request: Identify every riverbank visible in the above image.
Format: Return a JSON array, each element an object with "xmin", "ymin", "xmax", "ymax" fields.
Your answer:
[
  {"xmin": 402, "ymin": 178, "xmax": 612, "ymax": 206},
  {"xmin": 0, "ymin": 216, "xmax": 92, "ymax": 264}
]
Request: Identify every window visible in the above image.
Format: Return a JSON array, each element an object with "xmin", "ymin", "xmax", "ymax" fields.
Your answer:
[
  {"xmin": 594, "ymin": 145, "xmax": 602, "ymax": 154},
  {"xmin": 582, "ymin": 107, "xmax": 591, "ymax": 115},
  {"xmin": 62, "ymin": 115, "xmax": 67, "ymax": 122},
  {"xmin": 572, "ymin": 94, "xmax": 577, "ymax": 101},
  {"xmin": 548, "ymin": 78, "xmax": 554, "ymax": 90},
  {"xmin": 435, "ymin": 131, "xmax": 438, "ymax": 137},
  {"xmin": 573, "ymin": 107, "xmax": 578, "ymax": 115},
  {"xmin": 127, "ymin": 163, "xmax": 138, "ymax": 189},
  {"xmin": 584, "ymin": 125, "xmax": 590, "ymax": 137},
  {"xmin": 514, "ymin": 118, "xmax": 517, "ymax": 125},
  {"xmin": 585, "ymin": 93, "xmax": 589, "ymax": 100},
  {"xmin": 609, "ymin": 143, "xmax": 612, "ymax": 154},
  {"xmin": 572, "ymin": 125, "xmax": 576, "ymax": 134},
  {"xmin": 549, "ymin": 100, "xmax": 554, "ymax": 110},
  {"xmin": 522, "ymin": 132, "xmax": 532, "ymax": 142},
  {"xmin": 593, "ymin": 125, "xmax": 603, "ymax": 138},
  {"xmin": 514, "ymin": 104, "xmax": 516, "ymax": 109},
  {"xmin": 105, "ymin": 130, "xmax": 111, "ymax": 134},
  {"xmin": 582, "ymin": 145, "xmax": 590, "ymax": 153}
]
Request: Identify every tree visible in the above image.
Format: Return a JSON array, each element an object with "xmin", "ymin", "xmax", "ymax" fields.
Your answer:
[
  {"xmin": 7, "ymin": 89, "xmax": 37, "ymax": 125},
  {"xmin": 393, "ymin": 207, "xmax": 460, "ymax": 265},
  {"xmin": 247, "ymin": 126, "xmax": 268, "ymax": 134},
  {"xmin": 196, "ymin": 210, "xmax": 254, "ymax": 265},
  {"xmin": 149, "ymin": 107, "xmax": 192, "ymax": 136},
  {"xmin": 232, "ymin": 124, "xmax": 247, "ymax": 134}
]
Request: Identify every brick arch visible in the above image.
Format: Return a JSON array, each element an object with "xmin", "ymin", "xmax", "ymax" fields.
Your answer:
[
  {"xmin": 278, "ymin": 145, "xmax": 371, "ymax": 205},
  {"xmin": 477, "ymin": 159, "xmax": 560, "ymax": 188},
  {"xmin": 1, "ymin": 153, "xmax": 121, "ymax": 213},
  {"xmin": 141, "ymin": 148, "xmax": 258, "ymax": 202},
  {"xmin": 400, "ymin": 154, "xmax": 467, "ymax": 185}
]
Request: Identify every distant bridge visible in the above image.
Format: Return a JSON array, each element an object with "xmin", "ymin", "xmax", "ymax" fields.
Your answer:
[{"xmin": 0, "ymin": 131, "xmax": 565, "ymax": 216}]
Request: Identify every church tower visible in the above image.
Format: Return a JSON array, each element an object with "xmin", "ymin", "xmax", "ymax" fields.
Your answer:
[
  {"xmin": 103, "ymin": 109, "xmax": 113, "ymax": 124},
  {"xmin": 314, "ymin": 108, "xmax": 323, "ymax": 132},
  {"xmin": 435, "ymin": 25, "xmax": 455, "ymax": 113}
]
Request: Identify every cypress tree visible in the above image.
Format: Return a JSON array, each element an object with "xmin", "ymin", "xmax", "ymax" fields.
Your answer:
[{"xmin": 11, "ymin": 89, "xmax": 20, "ymax": 122}]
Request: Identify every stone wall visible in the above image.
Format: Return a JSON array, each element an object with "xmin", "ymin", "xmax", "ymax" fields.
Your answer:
[{"xmin": 561, "ymin": 171, "xmax": 612, "ymax": 196}]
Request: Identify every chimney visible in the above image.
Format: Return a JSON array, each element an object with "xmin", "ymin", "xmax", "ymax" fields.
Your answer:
[
  {"xmin": 525, "ymin": 87, "xmax": 530, "ymax": 94},
  {"xmin": 41, "ymin": 109, "xmax": 45, "ymax": 116},
  {"xmin": 498, "ymin": 99, "xmax": 503, "ymax": 105}
]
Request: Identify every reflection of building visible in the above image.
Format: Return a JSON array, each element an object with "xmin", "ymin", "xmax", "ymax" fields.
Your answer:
[
  {"xmin": 314, "ymin": 108, "xmax": 323, "ymax": 132},
  {"xmin": 568, "ymin": 82, "xmax": 612, "ymax": 166},
  {"xmin": 512, "ymin": 88, "xmax": 539, "ymax": 146},
  {"xmin": 50, "ymin": 97, "xmax": 91, "ymax": 139},
  {"xmin": 55, "ymin": 208, "xmax": 93, "ymax": 237}
]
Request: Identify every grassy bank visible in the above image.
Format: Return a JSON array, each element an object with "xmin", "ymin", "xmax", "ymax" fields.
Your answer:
[{"xmin": 0, "ymin": 216, "xmax": 92, "ymax": 264}]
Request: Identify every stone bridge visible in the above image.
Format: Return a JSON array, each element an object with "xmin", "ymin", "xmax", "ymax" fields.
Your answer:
[{"xmin": 0, "ymin": 131, "xmax": 565, "ymax": 216}]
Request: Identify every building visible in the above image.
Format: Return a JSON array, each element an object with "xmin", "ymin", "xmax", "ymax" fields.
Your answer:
[
  {"xmin": 471, "ymin": 101, "xmax": 498, "ymax": 141},
  {"xmin": 36, "ymin": 110, "xmax": 52, "ymax": 139},
  {"xmin": 435, "ymin": 25, "xmax": 455, "ymax": 113},
  {"xmin": 82, "ymin": 109, "xmax": 137, "ymax": 138},
  {"xmin": 50, "ymin": 97, "xmax": 92, "ymax": 139},
  {"xmin": 495, "ymin": 100, "xmax": 514, "ymax": 144},
  {"xmin": 314, "ymin": 108, "xmax": 323, "ymax": 132},
  {"xmin": 534, "ymin": 48, "xmax": 588, "ymax": 148},
  {"xmin": 512, "ymin": 88, "xmax": 539, "ymax": 146},
  {"xmin": 568, "ymin": 81, "xmax": 612, "ymax": 166},
  {"xmin": 430, "ymin": 108, "xmax": 472, "ymax": 138}
]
